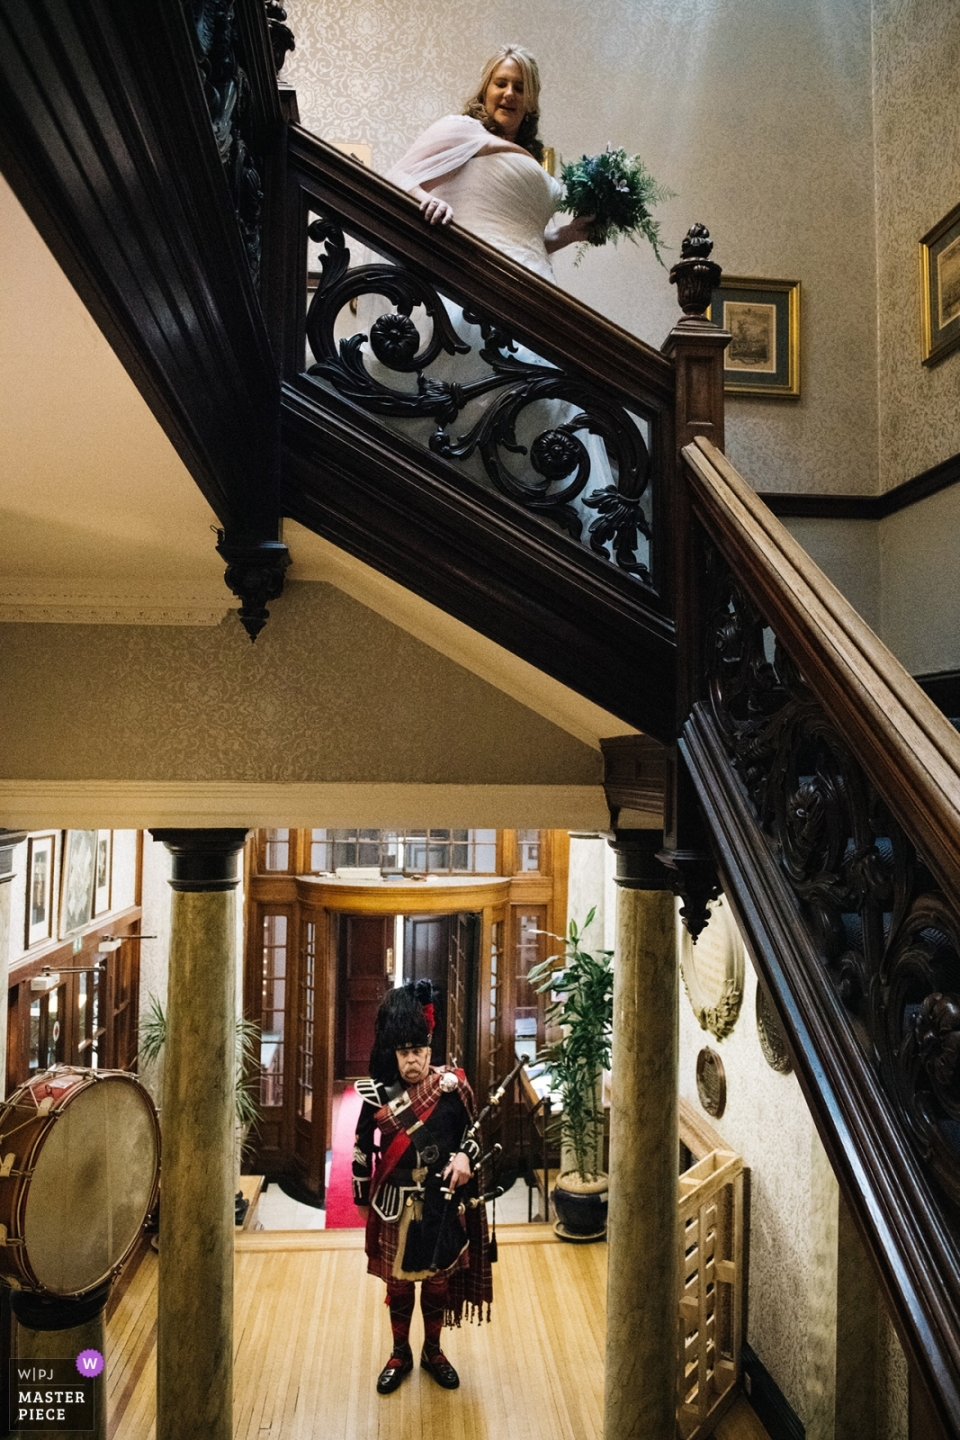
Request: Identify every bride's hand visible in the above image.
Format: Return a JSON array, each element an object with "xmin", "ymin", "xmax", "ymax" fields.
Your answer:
[
  {"xmin": 419, "ymin": 194, "xmax": 453, "ymax": 226},
  {"xmin": 545, "ymin": 213, "xmax": 596, "ymax": 252}
]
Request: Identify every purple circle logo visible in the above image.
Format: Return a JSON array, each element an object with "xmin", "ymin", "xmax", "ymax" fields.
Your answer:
[{"xmin": 76, "ymin": 1349, "xmax": 104, "ymax": 1377}]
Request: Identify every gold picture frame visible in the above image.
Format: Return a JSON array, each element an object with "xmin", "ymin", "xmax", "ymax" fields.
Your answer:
[
  {"xmin": 709, "ymin": 276, "xmax": 801, "ymax": 398},
  {"xmin": 920, "ymin": 200, "xmax": 960, "ymax": 366}
]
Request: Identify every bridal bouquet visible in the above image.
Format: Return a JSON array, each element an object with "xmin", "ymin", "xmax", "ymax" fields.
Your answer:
[{"xmin": 559, "ymin": 145, "xmax": 672, "ymax": 264}]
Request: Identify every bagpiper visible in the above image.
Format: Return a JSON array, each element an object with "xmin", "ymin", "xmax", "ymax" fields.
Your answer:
[{"xmin": 353, "ymin": 979, "xmax": 492, "ymax": 1394}]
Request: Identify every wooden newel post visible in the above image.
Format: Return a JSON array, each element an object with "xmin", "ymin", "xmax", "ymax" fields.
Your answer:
[{"xmin": 661, "ymin": 223, "xmax": 730, "ymax": 734}]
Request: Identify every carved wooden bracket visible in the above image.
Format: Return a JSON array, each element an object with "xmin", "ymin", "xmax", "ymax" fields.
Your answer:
[{"xmin": 216, "ymin": 532, "xmax": 291, "ymax": 641}]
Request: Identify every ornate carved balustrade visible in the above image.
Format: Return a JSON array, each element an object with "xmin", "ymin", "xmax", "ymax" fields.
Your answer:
[
  {"xmin": 282, "ymin": 129, "xmax": 678, "ymax": 593},
  {"xmin": 678, "ymin": 435, "xmax": 960, "ymax": 1436}
]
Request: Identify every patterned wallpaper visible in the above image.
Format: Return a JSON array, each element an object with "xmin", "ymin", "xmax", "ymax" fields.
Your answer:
[
  {"xmin": 873, "ymin": 0, "xmax": 960, "ymax": 491},
  {"xmin": 281, "ymin": 0, "xmax": 879, "ymax": 495},
  {"xmin": 677, "ymin": 909, "xmax": 909, "ymax": 1438},
  {"xmin": 0, "ymin": 582, "xmax": 600, "ymax": 785}
]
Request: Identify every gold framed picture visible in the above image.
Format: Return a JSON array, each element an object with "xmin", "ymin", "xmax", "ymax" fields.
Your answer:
[
  {"xmin": 709, "ymin": 276, "xmax": 801, "ymax": 398},
  {"xmin": 920, "ymin": 200, "xmax": 960, "ymax": 366},
  {"xmin": 26, "ymin": 833, "xmax": 57, "ymax": 947}
]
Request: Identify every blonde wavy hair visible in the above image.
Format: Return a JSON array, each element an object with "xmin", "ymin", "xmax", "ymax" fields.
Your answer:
[{"xmin": 462, "ymin": 45, "xmax": 544, "ymax": 162}]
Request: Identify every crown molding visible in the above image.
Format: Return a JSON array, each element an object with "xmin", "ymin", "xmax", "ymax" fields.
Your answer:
[{"xmin": 0, "ymin": 584, "xmax": 229, "ymax": 626}]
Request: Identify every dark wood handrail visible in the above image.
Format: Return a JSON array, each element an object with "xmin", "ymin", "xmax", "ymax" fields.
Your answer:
[
  {"xmin": 681, "ymin": 434, "xmax": 960, "ymax": 902},
  {"xmin": 286, "ymin": 125, "xmax": 676, "ymax": 417},
  {"xmin": 680, "ymin": 433, "xmax": 960, "ymax": 1434}
]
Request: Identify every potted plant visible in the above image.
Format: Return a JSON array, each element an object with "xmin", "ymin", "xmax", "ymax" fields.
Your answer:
[
  {"xmin": 138, "ymin": 994, "xmax": 261, "ymax": 1176},
  {"xmin": 528, "ymin": 909, "xmax": 613, "ymax": 1241}
]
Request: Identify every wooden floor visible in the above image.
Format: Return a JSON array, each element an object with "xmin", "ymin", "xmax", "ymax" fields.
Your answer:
[{"xmin": 106, "ymin": 1228, "xmax": 768, "ymax": 1440}]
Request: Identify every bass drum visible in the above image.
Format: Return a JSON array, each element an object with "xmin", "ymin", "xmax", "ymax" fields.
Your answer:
[{"xmin": 0, "ymin": 1065, "xmax": 160, "ymax": 1297}]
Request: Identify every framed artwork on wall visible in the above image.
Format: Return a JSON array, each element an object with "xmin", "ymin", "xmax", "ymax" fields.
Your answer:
[
  {"xmin": 920, "ymin": 200, "xmax": 960, "ymax": 366},
  {"xmin": 708, "ymin": 276, "xmax": 801, "ymax": 398},
  {"xmin": 94, "ymin": 830, "xmax": 113, "ymax": 917},
  {"xmin": 59, "ymin": 830, "xmax": 97, "ymax": 938},
  {"xmin": 25, "ymin": 834, "xmax": 56, "ymax": 947}
]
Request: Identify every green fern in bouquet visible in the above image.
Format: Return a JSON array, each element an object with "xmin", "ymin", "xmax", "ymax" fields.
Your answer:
[{"xmin": 559, "ymin": 145, "xmax": 673, "ymax": 264}]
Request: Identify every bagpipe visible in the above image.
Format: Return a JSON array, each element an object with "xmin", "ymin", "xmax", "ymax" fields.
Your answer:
[{"xmin": 401, "ymin": 1053, "xmax": 529, "ymax": 1274}]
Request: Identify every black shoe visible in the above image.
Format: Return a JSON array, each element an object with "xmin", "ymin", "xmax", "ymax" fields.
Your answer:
[
  {"xmin": 376, "ymin": 1347, "xmax": 413, "ymax": 1395},
  {"xmin": 420, "ymin": 1347, "xmax": 460, "ymax": 1389}
]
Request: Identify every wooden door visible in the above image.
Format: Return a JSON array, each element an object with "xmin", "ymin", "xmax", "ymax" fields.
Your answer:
[
  {"xmin": 447, "ymin": 912, "xmax": 479, "ymax": 1084},
  {"xmin": 339, "ymin": 915, "xmax": 392, "ymax": 1078},
  {"xmin": 404, "ymin": 914, "xmax": 450, "ymax": 1066}
]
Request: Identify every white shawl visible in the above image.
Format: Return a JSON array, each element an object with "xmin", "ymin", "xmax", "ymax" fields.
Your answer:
[{"xmin": 385, "ymin": 115, "xmax": 491, "ymax": 192}]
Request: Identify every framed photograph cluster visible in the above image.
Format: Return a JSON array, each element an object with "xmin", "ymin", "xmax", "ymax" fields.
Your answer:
[
  {"xmin": 709, "ymin": 276, "xmax": 801, "ymax": 398},
  {"xmin": 920, "ymin": 200, "xmax": 960, "ymax": 366}
]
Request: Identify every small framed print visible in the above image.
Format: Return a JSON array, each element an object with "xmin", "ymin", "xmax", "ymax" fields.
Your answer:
[
  {"xmin": 59, "ymin": 829, "xmax": 97, "ymax": 938},
  {"xmin": 94, "ymin": 830, "xmax": 113, "ymax": 917},
  {"xmin": 25, "ymin": 834, "xmax": 56, "ymax": 947},
  {"xmin": 709, "ymin": 276, "xmax": 801, "ymax": 398},
  {"xmin": 920, "ymin": 201, "xmax": 960, "ymax": 366}
]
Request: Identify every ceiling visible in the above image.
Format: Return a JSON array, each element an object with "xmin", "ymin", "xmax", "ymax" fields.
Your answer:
[{"xmin": 0, "ymin": 175, "xmax": 633, "ymax": 750}]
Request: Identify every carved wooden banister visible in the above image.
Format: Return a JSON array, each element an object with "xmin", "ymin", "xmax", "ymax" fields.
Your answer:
[
  {"xmin": 285, "ymin": 126, "xmax": 676, "ymax": 411},
  {"xmin": 678, "ymin": 434, "xmax": 960, "ymax": 1436},
  {"xmin": 277, "ymin": 128, "xmax": 725, "ymax": 738},
  {"xmin": 681, "ymin": 435, "xmax": 960, "ymax": 892}
]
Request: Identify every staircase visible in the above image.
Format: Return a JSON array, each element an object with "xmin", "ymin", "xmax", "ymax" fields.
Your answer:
[{"xmin": 3, "ymin": 1, "xmax": 960, "ymax": 1433}]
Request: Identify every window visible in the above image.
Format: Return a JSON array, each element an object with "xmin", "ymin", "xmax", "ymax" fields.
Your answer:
[
  {"xmin": 263, "ymin": 829, "xmax": 291, "ymax": 871},
  {"xmin": 29, "ymin": 984, "xmax": 64, "ymax": 1075},
  {"xmin": 77, "ymin": 969, "xmax": 106, "ymax": 1068},
  {"xmin": 307, "ymin": 829, "xmax": 498, "ymax": 875},
  {"xmin": 517, "ymin": 829, "xmax": 541, "ymax": 872},
  {"xmin": 260, "ymin": 914, "xmax": 287, "ymax": 1107},
  {"xmin": 515, "ymin": 908, "xmax": 546, "ymax": 1062},
  {"xmin": 297, "ymin": 921, "xmax": 316, "ymax": 1121},
  {"xmin": 489, "ymin": 920, "xmax": 504, "ymax": 1090}
]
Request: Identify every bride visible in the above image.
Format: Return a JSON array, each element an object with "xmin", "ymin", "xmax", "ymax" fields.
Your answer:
[
  {"xmin": 385, "ymin": 45, "xmax": 593, "ymax": 274},
  {"xmin": 315, "ymin": 47, "xmax": 650, "ymax": 567}
]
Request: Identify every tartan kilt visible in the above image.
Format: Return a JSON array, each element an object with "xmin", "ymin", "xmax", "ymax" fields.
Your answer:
[{"xmin": 364, "ymin": 1206, "xmax": 469, "ymax": 1284}]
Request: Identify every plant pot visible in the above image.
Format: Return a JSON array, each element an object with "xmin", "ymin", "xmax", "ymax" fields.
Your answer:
[{"xmin": 552, "ymin": 1171, "xmax": 608, "ymax": 1242}]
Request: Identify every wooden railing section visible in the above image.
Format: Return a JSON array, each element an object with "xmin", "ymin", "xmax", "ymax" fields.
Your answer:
[
  {"xmin": 276, "ymin": 125, "xmax": 708, "ymax": 738},
  {"xmin": 677, "ymin": 434, "xmax": 960, "ymax": 1436},
  {"xmin": 678, "ymin": 1099, "xmax": 745, "ymax": 1439}
]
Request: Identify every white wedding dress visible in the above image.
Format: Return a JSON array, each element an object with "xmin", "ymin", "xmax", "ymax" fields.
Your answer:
[{"xmin": 331, "ymin": 117, "xmax": 643, "ymax": 551}]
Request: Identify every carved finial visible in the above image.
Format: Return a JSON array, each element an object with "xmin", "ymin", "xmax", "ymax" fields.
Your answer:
[
  {"xmin": 656, "ymin": 846, "xmax": 721, "ymax": 941},
  {"xmin": 669, "ymin": 222, "xmax": 722, "ymax": 321},
  {"xmin": 264, "ymin": 3, "xmax": 295, "ymax": 73},
  {"xmin": 216, "ymin": 532, "xmax": 291, "ymax": 642}
]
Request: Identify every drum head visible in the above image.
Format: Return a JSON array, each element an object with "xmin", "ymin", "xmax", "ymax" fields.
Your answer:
[{"xmin": 23, "ymin": 1076, "xmax": 159, "ymax": 1295}]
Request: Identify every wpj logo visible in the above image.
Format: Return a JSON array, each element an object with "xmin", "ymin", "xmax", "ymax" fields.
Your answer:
[{"xmin": 10, "ymin": 1356, "xmax": 99, "ymax": 1432}]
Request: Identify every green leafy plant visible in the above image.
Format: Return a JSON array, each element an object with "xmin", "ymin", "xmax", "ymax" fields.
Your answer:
[
  {"xmin": 558, "ymin": 145, "xmax": 674, "ymax": 265},
  {"xmin": 138, "ymin": 994, "xmax": 261, "ymax": 1129},
  {"xmin": 527, "ymin": 909, "xmax": 614, "ymax": 1181}
]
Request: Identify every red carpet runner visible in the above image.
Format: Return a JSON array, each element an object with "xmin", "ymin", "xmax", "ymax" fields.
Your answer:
[{"xmin": 324, "ymin": 1084, "xmax": 365, "ymax": 1228}]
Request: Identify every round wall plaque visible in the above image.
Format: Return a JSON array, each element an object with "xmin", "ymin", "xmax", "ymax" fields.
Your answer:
[
  {"xmin": 756, "ymin": 985, "xmax": 793, "ymax": 1073},
  {"xmin": 679, "ymin": 894, "xmax": 745, "ymax": 1040},
  {"xmin": 696, "ymin": 1047, "xmax": 727, "ymax": 1119}
]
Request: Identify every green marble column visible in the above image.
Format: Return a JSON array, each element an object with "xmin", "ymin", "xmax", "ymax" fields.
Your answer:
[
  {"xmin": 604, "ymin": 832, "xmax": 678, "ymax": 1440},
  {"xmin": 150, "ymin": 830, "xmax": 248, "ymax": 1440}
]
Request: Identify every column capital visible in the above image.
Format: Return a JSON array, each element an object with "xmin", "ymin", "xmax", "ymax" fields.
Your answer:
[
  {"xmin": 608, "ymin": 829, "xmax": 674, "ymax": 890},
  {"xmin": 149, "ymin": 829, "xmax": 249, "ymax": 892}
]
